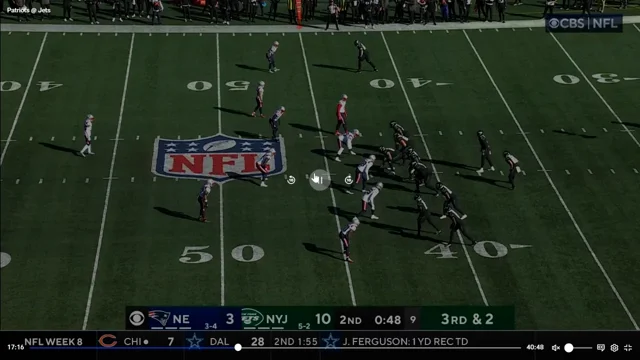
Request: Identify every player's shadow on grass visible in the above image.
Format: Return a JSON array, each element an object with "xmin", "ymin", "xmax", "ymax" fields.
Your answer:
[
  {"xmin": 612, "ymin": 121, "xmax": 639, "ymax": 129},
  {"xmin": 227, "ymin": 172, "xmax": 260, "ymax": 186},
  {"xmin": 235, "ymin": 64, "xmax": 268, "ymax": 72},
  {"xmin": 215, "ymin": 106, "xmax": 249, "ymax": 117},
  {"xmin": 387, "ymin": 206, "xmax": 440, "ymax": 217},
  {"xmin": 365, "ymin": 221, "xmax": 411, "ymax": 233},
  {"xmin": 457, "ymin": 173, "xmax": 509, "ymax": 189},
  {"xmin": 383, "ymin": 182, "xmax": 414, "ymax": 193},
  {"xmin": 302, "ymin": 243, "xmax": 344, "ymax": 261},
  {"xmin": 505, "ymin": 12, "xmax": 542, "ymax": 19},
  {"xmin": 154, "ymin": 206, "xmax": 199, "ymax": 222},
  {"xmin": 312, "ymin": 64, "xmax": 354, "ymax": 72},
  {"xmin": 329, "ymin": 181, "xmax": 352, "ymax": 193},
  {"xmin": 387, "ymin": 205, "xmax": 418, "ymax": 213},
  {"xmin": 370, "ymin": 167, "xmax": 403, "ymax": 181},
  {"xmin": 328, "ymin": 206, "xmax": 356, "ymax": 221},
  {"xmin": 235, "ymin": 131, "xmax": 262, "ymax": 139},
  {"xmin": 289, "ymin": 123, "xmax": 333, "ymax": 135},
  {"xmin": 366, "ymin": 221, "xmax": 442, "ymax": 243},
  {"xmin": 353, "ymin": 144, "xmax": 381, "ymax": 153},
  {"xmin": 388, "ymin": 229, "xmax": 444, "ymax": 243},
  {"xmin": 311, "ymin": 148, "xmax": 335, "ymax": 160},
  {"xmin": 552, "ymin": 130, "xmax": 597, "ymax": 139},
  {"xmin": 429, "ymin": 159, "xmax": 475, "ymax": 171},
  {"xmin": 39, "ymin": 142, "xmax": 80, "ymax": 156}
]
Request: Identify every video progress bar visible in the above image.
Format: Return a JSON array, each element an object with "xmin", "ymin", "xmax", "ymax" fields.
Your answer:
[{"xmin": 239, "ymin": 347, "xmax": 523, "ymax": 350}]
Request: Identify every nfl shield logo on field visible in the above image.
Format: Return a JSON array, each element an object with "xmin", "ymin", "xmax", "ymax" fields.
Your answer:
[{"xmin": 152, "ymin": 134, "xmax": 287, "ymax": 183}]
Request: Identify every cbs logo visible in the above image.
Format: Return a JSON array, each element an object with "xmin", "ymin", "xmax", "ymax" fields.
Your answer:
[{"xmin": 129, "ymin": 310, "xmax": 146, "ymax": 326}]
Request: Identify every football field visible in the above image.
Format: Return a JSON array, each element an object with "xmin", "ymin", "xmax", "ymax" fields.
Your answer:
[{"xmin": 1, "ymin": 23, "xmax": 639, "ymax": 330}]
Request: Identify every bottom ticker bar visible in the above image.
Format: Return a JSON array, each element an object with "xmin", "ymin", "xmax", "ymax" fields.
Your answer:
[{"xmin": 1, "ymin": 330, "xmax": 637, "ymax": 360}]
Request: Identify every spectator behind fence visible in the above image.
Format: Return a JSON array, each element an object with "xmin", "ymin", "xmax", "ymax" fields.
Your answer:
[{"xmin": 151, "ymin": 0, "xmax": 163, "ymax": 24}]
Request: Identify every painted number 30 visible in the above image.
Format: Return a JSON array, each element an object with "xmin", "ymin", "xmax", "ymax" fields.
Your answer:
[
  {"xmin": 553, "ymin": 73, "xmax": 621, "ymax": 85},
  {"xmin": 179, "ymin": 245, "xmax": 265, "ymax": 264}
]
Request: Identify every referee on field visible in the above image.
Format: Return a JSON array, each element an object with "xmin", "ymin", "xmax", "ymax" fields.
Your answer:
[
  {"xmin": 326, "ymin": 0, "xmax": 340, "ymax": 30},
  {"xmin": 354, "ymin": 40, "xmax": 378, "ymax": 73}
]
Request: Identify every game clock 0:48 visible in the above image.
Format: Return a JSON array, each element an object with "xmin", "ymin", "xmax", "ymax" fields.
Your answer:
[{"xmin": 375, "ymin": 315, "xmax": 402, "ymax": 325}]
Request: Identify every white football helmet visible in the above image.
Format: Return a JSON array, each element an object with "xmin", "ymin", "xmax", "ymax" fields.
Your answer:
[
  {"xmin": 259, "ymin": 81, "xmax": 265, "ymax": 86},
  {"xmin": 375, "ymin": 182, "xmax": 383, "ymax": 190},
  {"xmin": 368, "ymin": 154, "xmax": 376, "ymax": 161},
  {"xmin": 86, "ymin": 114, "xmax": 95, "ymax": 120},
  {"xmin": 280, "ymin": 106, "xmax": 286, "ymax": 112},
  {"xmin": 353, "ymin": 129, "xmax": 361, "ymax": 137},
  {"xmin": 342, "ymin": 94, "xmax": 348, "ymax": 100},
  {"xmin": 274, "ymin": 41, "xmax": 280, "ymax": 46},
  {"xmin": 352, "ymin": 217, "xmax": 360, "ymax": 225},
  {"xmin": 207, "ymin": 179, "xmax": 215, "ymax": 186}
]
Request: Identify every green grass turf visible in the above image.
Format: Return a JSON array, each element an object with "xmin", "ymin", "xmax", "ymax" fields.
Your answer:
[
  {"xmin": 1, "ymin": 27, "xmax": 639, "ymax": 330},
  {"xmin": 1, "ymin": 1, "xmax": 639, "ymax": 25}
]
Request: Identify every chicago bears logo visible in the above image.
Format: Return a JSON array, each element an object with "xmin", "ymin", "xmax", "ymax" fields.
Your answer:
[{"xmin": 152, "ymin": 134, "xmax": 287, "ymax": 183}]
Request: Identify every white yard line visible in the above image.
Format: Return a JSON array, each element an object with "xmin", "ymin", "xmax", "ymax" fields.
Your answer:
[
  {"xmin": 0, "ymin": 33, "xmax": 48, "ymax": 166},
  {"xmin": 298, "ymin": 33, "xmax": 357, "ymax": 306},
  {"xmin": 216, "ymin": 33, "xmax": 225, "ymax": 306},
  {"xmin": 634, "ymin": 24, "xmax": 640, "ymax": 32},
  {"xmin": 82, "ymin": 33, "xmax": 136, "ymax": 330},
  {"xmin": 549, "ymin": 33, "xmax": 640, "ymax": 148},
  {"xmin": 380, "ymin": 32, "xmax": 488, "ymax": 306},
  {"xmin": 463, "ymin": 30, "xmax": 638, "ymax": 330}
]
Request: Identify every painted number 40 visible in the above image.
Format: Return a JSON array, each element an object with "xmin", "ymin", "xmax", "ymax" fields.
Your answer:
[
  {"xmin": 425, "ymin": 241, "xmax": 509, "ymax": 259},
  {"xmin": 179, "ymin": 245, "xmax": 265, "ymax": 264}
]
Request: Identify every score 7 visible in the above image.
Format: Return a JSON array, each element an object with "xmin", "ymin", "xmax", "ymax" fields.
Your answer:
[{"xmin": 168, "ymin": 337, "xmax": 174, "ymax": 346}]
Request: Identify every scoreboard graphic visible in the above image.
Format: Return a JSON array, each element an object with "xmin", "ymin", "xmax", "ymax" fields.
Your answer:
[{"xmin": 2, "ymin": 307, "xmax": 637, "ymax": 359}]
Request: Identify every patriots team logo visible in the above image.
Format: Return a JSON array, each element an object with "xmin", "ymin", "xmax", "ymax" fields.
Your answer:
[
  {"xmin": 152, "ymin": 134, "xmax": 287, "ymax": 183},
  {"xmin": 148, "ymin": 310, "xmax": 171, "ymax": 327}
]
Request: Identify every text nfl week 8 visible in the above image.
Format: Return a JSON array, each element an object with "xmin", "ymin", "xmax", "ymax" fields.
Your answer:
[{"xmin": 6, "ymin": 6, "xmax": 51, "ymax": 14}]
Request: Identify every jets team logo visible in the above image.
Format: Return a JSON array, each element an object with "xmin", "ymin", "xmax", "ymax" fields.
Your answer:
[
  {"xmin": 241, "ymin": 308, "xmax": 265, "ymax": 327},
  {"xmin": 152, "ymin": 134, "xmax": 287, "ymax": 183}
]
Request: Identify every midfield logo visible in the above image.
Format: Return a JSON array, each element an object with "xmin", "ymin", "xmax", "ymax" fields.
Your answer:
[{"xmin": 152, "ymin": 134, "xmax": 287, "ymax": 183}]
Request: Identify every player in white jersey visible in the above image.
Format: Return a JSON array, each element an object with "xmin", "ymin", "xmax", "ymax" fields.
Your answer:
[
  {"xmin": 269, "ymin": 106, "xmax": 285, "ymax": 140},
  {"xmin": 334, "ymin": 129, "xmax": 361, "ymax": 162},
  {"xmin": 266, "ymin": 41, "xmax": 279, "ymax": 73},
  {"xmin": 198, "ymin": 179, "xmax": 215, "ymax": 222},
  {"xmin": 504, "ymin": 150, "xmax": 521, "ymax": 190},
  {"xmin": 357, "ymin": 182, "xmax": 383, "ymax": 220},
  {"xmin": 79, "ymin": 114, "xmax": 95, "ymax": 157},
  {"xmin": 256, "ymin": 147, "xmax": 276, "ymax": 187},
  {"xmin": 335, "ymin": 94, "xmax": 348, "ymax": 135},
  {"xmin": 251, "ymin": 81, "xmax": 266, "ymax": 118},
  {"xmin": 339, "ymin": 217, "xmax": 360, "ymax": 263},
  {"xmin": 345, "ymin": 155, "xmax": 375, "ymax": 194}
]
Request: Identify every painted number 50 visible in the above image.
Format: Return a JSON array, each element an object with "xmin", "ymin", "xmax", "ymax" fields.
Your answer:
[{"xmin": 179, "ymin": 245, "xmax": 265, "ymax": 264}]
